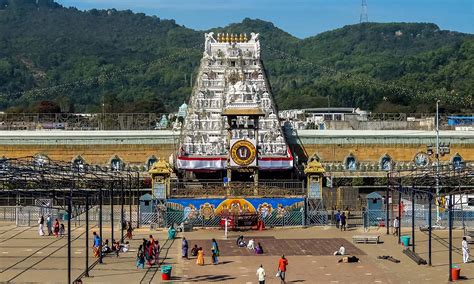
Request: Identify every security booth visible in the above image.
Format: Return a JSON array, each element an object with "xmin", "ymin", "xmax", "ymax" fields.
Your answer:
[
  {"xmin": 366, "ymin": 192, "xmax": 384, "ymax": 226},
  {"xmin": 139, "ymin": 193, "xmax": 154, "ymax": 214}
]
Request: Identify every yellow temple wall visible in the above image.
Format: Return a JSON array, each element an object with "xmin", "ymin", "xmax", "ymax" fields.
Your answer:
[{"xmin": 0, "ymin": 130, "xmax": 472, "ymax": 167}]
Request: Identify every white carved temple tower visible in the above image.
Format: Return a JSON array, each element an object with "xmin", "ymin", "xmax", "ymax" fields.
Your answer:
[{"xmin": 176, "ymin": 32, "xmax": 293, "ymax": 177}]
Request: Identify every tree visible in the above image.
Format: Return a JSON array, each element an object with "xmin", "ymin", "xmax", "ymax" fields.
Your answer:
[{"xmin": 32, "ymin": 100, "xmax": 61, "ymax": 113}]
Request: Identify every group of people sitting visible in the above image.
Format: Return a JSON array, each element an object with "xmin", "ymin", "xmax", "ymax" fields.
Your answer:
[
  {"xmin": 92, "ymin": 231, "xmax": 130, "ymax": 259},
  {"xmin": 136, "ymin": 235, "xmax": 160, "ymax": 269},
  {"xmin": 102, "ymin": 239, "xmax": 130, "ymax": 257},
  {"xmin": 236, "ymin": 235, "xmax": 264, "ymax": 254}
]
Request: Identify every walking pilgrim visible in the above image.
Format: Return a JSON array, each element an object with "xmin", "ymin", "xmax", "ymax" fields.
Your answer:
[
  {"xmin": 462, "ymin": 237, "xmax": 470, "ymax": 263},
  {"xmin": 38, "ymin": 215, "xmax": 45, "ymax": 236}
]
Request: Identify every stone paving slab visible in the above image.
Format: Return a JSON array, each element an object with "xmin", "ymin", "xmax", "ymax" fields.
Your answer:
[{"xmin": 189, "ymin": 237, "xmax": 365, "ymax": 256}]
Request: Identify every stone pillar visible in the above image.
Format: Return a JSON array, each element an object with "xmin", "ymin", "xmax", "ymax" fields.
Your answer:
[
  {"xmin": 253, "ymin": 168, "xmax": 259, "ymax": 195},
  {"xmin": 226, "ymin": 168, "xmax": 232, "ymax": 196}
]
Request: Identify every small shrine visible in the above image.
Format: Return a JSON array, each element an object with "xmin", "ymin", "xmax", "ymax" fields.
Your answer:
[
  {"xmin": 148, "ymin": 158, "xmax": 173, "ymax": 199},
  {"xmin": 177, "ymin": 102, "xmax": 188, "ymax": 119},
  {"xmin": 304, "ymin": 160, "xmax": 326, "ymax": 199}
]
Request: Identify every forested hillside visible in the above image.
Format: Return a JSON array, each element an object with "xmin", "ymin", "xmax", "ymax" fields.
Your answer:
[{"xmin": 0, "ymin": 0, "xmax": 472, "ymax": 113}]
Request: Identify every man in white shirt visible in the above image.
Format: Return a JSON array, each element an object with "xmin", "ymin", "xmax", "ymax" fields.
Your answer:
[
  {"xmin": 462, "ymin": 237, "xmax": 470, "ymax": 263},
  {"xmin": 334, "ymin": 245, "xmax": 345, "ymax": 255},
  {"xmin": 256, "ymin": 264, "xmax": 265, "ymax": 284},
  {"xmin": 393, "ymin": 217, "xmax": 399, "ymax": 236}
]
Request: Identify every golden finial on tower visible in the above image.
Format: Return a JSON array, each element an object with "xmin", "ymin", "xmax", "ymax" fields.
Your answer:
[
  {"xmin": 239, "ymin": 33, "xmax": 244, "ymax": 42},
  {"xmin": 243, "ymin": 33, "xmax": 248, "ymax": 42},
  {"xmin": 226, "ymin": 33, "xmax": 230, "ymax": 43}
]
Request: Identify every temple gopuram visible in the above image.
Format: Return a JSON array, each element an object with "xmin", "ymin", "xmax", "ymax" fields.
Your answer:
[{"xmin": 176, "ymin": 32, "xmax": 293, "ymax": 181}]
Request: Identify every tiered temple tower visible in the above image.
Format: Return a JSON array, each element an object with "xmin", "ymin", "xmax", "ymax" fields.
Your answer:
[{"xmin": 176, "ymin": 32, "xmax": 293, "ymax": 177}]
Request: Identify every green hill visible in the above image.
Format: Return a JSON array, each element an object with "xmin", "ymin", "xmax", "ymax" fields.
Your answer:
[{"xmin": 0, "ymin": 0, "xmax": 472, "ymax": 113}]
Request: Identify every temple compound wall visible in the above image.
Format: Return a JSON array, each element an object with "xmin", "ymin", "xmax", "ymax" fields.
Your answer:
[{"xmin": 1, "ymin": 130, "xmax": 473, "ymax": 173}]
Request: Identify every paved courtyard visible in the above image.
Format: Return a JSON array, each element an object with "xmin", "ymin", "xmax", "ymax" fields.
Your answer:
[{"xmin": 0, "ymin": 221, "xmax": 473, "ymax": 283}]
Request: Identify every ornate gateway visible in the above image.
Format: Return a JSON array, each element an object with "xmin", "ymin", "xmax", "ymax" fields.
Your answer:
[{"xmin": 176, "ymin": 32, "xmax": 293, "ymax": 172}]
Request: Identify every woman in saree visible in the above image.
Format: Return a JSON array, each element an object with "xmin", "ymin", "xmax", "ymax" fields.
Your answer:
[
  {"xmin": 196, "ymin": 247, "xmax": 204, "ymax": 266},
  {"xmin": 182, "ymin": 237, "xmax": 189, "ymax": 259},
  {"xmin": 153, "ymin": 240, "xmax": 160, "ymax": 265},
  {"xmin": 146, "ymin": 241, "xmax": 154, "ymax": 267},
  {"xmin": 126, "ymin": 222, "xmax": 133, "ymax": 240},
  {"xmin": 211, "ymin": 238, "xmax": 219, "ymax": 264},
  {"xmin": 53, "ymin": 219, "xmax": 60, "ymax": 237}
]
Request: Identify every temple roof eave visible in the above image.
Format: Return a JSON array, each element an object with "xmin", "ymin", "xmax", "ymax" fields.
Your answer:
[{"xmin": 221, "ymin": 108, "xmax": 266, "ymax": 116}]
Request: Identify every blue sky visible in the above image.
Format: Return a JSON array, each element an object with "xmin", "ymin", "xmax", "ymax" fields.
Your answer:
[{"xmin": 57, "ymin": 0, "xmax": 473, "ymax": 38}]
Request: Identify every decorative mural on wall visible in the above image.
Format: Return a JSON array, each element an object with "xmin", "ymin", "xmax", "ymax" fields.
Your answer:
[{"xmin": 167, "ymin": 198, "xmax": 304, "ymax": 220}]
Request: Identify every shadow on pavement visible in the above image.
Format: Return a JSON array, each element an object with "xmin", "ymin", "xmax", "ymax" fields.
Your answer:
[{"xmin": 184, "ymin": 274, "xmax": 236, "ymax": 282}]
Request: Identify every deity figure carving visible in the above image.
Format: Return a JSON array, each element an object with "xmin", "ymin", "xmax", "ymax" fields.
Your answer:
[
  {"xmin": 249, "ymin": 33, "xmax": 261, "ymax": 57},
  {"xmin": 204, "ymin": 32, "xmax": 217, "ymax": 54},
  {"xmin": 249, "ymin": 32, "xmax": 260, "ymax": 42}
]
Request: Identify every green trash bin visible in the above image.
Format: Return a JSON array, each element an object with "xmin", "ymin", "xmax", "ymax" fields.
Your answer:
[
  {"xmin": 401, "ymin": 236, "xmax": 410, "ymax": 247},
  {"xmin": 62, "ymin": 212, "xmax": 69, "ymax": 221},
  {"xmin": 168, "ymin": 228, "xmax": 176, "ymax": 240}
]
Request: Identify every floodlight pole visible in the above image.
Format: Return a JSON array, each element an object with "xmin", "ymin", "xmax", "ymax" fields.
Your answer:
[
  {"xmin": 448, "ymin": 194, "xmax": 453, "ymax": 282},
  {"xmin": 99, "ymin": 188, "xmax": 103, "ymax": 264},
  {"xmin": 85, "ymin": 191, "xmax": 90, "ymax": 277},
  {"xmin": 435, "ymin": 100, "xmax": 440, "ymax": 222},
  {"xmin": 411, "ymin": 188, "xmax": 415, "ymax": 252},
  {"xmin": 136, "ymin": 172, "xmax": 140, "ymax": 228},
  {"xmin": 110, "ymin": 181, "xmax": 114, "ymax": 244},
  {"xmin": 128, "ymin": 174, "xmax": 132, "ymax": 229},
  {"xmin": 386, "ymin": 173, "xmax": 390, "ymax": 235},
  {"xmin": 398, "ymin": 188, "xmax": 402, "ymax": 244},
  {"xmin": 428, "ymin": 192, "xmax": 432, "ymax": 266},
  {"xmin": 67, "ymin": 190, "xmax": 72, "ymax": 284},
  {"xmin": 121, "ymin": 177, "xmax": 125, "ymax": 243}
]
